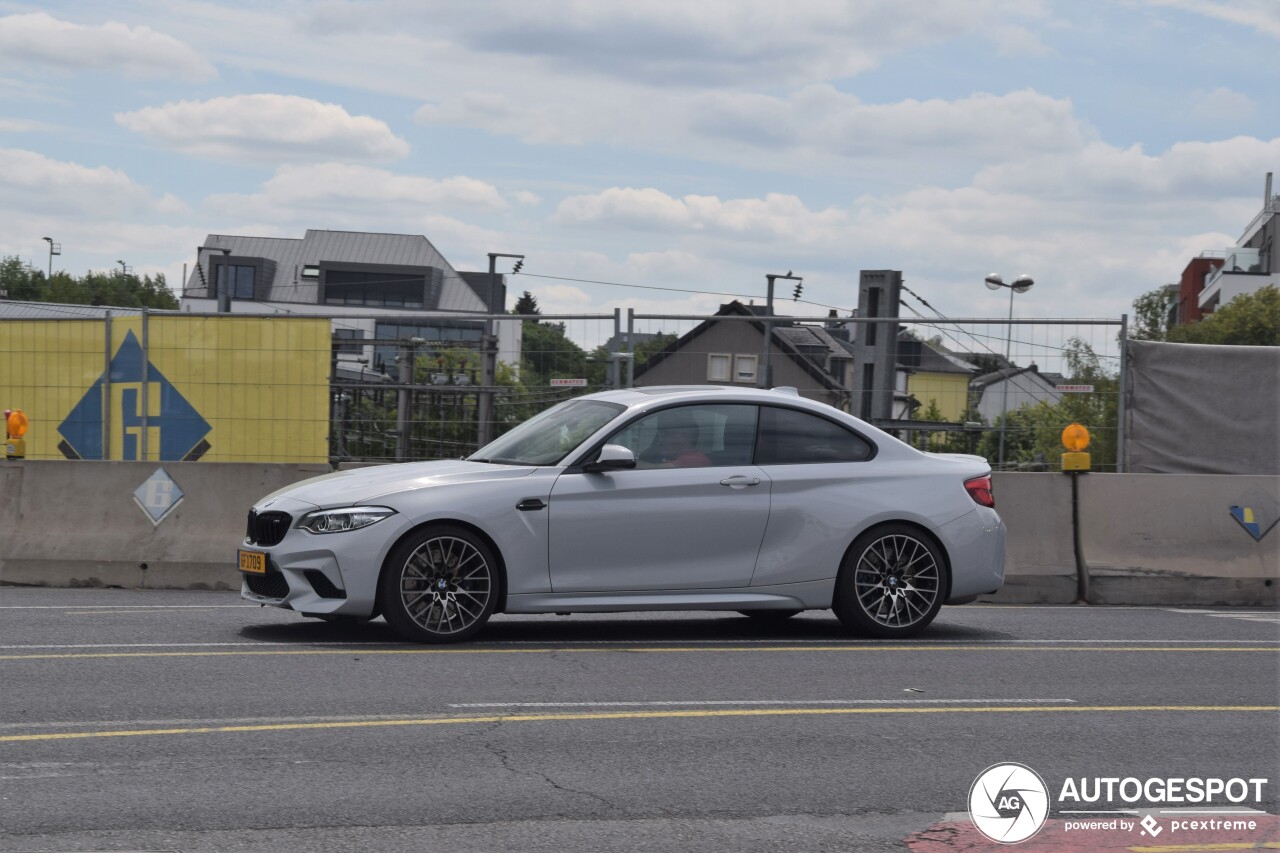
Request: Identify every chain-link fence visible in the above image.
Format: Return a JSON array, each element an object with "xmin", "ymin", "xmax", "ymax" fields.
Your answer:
[{"xmin": 0, "ymin": 307, "xmax": 1126, "ymax": 470}]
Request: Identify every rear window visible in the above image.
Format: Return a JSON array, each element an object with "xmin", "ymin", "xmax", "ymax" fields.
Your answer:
[{"xmin": 755, "ymin": 406, "xmax": 874, "ymax": 465}]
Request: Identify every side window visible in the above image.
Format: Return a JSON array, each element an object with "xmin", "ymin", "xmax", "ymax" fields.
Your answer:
[
  {"xmin": 609, "ymin": 405, "xmax": 759, "ymax": 469},
  {"xmin": 755, "ymin": 407, "xmax": 873, "ymax": 465}
]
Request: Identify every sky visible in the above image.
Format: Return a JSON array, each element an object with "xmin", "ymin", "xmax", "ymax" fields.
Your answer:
[{"xmin": 0, "ymin": 0, "xmax": 1277, "ymax": 327}]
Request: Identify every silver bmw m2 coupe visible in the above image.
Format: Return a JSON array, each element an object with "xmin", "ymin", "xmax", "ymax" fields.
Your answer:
[{"xmin": 240, "ymin": 386, "xmax": 1005, "ymax": 642}]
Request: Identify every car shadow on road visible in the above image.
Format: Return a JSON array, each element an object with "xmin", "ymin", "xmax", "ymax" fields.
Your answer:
[{"xmin": 238, "ymin": 612, "xmax": 1012, "ymax": 645}]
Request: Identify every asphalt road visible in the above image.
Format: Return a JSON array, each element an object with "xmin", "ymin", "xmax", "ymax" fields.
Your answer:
[{"xmin": 0, "ymin": 587, "xmax": 1276, "ymax": 853}]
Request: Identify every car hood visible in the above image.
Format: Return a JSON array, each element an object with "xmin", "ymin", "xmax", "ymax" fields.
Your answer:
[{"xmin": 258, "ymin": 460, "xmax": 539, "ymax": 508}]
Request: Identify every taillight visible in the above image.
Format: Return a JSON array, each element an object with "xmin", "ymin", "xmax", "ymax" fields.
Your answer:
[{"xmin": 965, "ymin": 475, "xmax": 995, "ymax": 508}]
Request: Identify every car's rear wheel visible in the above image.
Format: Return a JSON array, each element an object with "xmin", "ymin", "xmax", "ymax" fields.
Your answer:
[
  {"xmin": 833, "ymin": 524, "xmax": 946, "ymax": 638},
  {"xmin": 379, "ymin": 525, "xmax": 498, "ymax": 643}
]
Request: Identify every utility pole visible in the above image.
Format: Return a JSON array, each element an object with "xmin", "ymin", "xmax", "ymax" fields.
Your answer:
[
  {"xmin": 760, "ymin": 271, "xmax": 801, "ymax": 388},
  {"xmin": 478, "ymin": 252, "xmax": 523, "ymax": 449}
]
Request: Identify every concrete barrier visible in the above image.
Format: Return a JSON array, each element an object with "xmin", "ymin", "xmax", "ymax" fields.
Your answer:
[
  {"xmin": 0, "ymin": 462, "xmax": 1276, "ymax": 606},
  {"xmin": 0, "ymin": 460, "xmax": 329, "ymax": 590},
  {"xmin": 983, "ymin": 472, "xmax": 1279, "ymax": 606}
]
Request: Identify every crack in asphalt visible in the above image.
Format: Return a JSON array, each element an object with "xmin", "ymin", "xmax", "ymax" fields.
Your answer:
[{"xmin": 470, "ymin": 718, "xmax": 624, "ymax": 815}]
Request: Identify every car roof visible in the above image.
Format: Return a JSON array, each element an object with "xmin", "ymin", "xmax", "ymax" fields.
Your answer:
[{"xmin": 586, "ymin": 385, "xmax": 805, "ymax": 407}]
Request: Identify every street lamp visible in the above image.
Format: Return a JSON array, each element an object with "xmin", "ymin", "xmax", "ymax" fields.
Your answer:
[
  {"xmin": 984, "ymin": 273, "xmax": 1035, "ymax": 469},
  {"xmin": 761, "ymin": 271, "xmax": 802, "ymax": 388},
  {"xmin": 41, "ymin": 237, "xmax": 60, "ymax": 280}
]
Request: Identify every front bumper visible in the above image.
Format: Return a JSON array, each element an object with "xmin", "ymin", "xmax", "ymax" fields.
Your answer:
[{"xmin": 239, "ymin": 505, "xmax": 412, "ymax": 617}]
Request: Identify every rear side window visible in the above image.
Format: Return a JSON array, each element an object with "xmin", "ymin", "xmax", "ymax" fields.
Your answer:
[{"xmin": 755, "ymin": 407, "xmax": 874, "ymax": 465}]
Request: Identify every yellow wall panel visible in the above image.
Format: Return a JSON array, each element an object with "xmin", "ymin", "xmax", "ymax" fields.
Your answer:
[{"xmin": 0, "ymin": 316, "xmax": 330, "ymax": 463}]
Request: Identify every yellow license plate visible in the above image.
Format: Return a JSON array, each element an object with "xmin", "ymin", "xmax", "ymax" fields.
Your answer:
[{"xmin": 238, "ymin": 549, "xmax": 267, "ymax": 574}]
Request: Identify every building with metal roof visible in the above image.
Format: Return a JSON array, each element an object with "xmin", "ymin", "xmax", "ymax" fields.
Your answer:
[{"xmin": 179, "ymin": 229, "xmax": 520, "ymax": 375}]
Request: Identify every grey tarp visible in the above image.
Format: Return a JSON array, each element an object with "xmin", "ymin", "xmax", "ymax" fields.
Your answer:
[{"xmin": 1125, "ymin": 339, "xmax": 1279, "ymax": 473}]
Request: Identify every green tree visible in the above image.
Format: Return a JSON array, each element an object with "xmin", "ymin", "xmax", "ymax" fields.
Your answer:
[
  {"xmin": 520, "ymin": 320, "xmax": 590, "ymax": 386},
  {"xmin": 0, "ymin": 256, "xmax": 178, "ymax": 309},
  {"xmin": 1130, "ymin": 285, "xmax": 1177, "ymax": 341},
  {"xmin": 0, "ymin": 256, "xmax": 45, "ymax": 300},
  {"xmin": 1166, "ymin": 285, "xmax": 1279, "ymax": 346},
  {"xmin": 632, "ymin": 332, "xmax": 677, "ymax": 368},
  {"xmin": 512, "ymin": 291, "xmax": 541, "ymax": 318},
  {"xmin": 976, "ymin": 338, "xmax": 1119, "ymax": 470}
]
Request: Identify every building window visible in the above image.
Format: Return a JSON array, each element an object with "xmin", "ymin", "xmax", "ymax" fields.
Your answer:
[
  {"xmin": 333, "ymin": 328, "xmax": 366, "ymax": 354},
  {"xmin": 324, "ymin": 270, "xmax": 427, "ymax": 308},
  {"xmin": 372, "ymin": 321, "xmax": 483, "ymax": 373},
  {"xmin": 733, "ymin": 354, "xmax": 758, "ymax": 384},
  {"xmin": 216, "ymin": 264, "xmax": 255, "ymax": 299},
  {"xmin": 301, "ymin": 265, "xmax": 320, "ymax": 279},
  {"xmin": 707, "ymin": 353, "xmax": 731, "ymax": 382}
]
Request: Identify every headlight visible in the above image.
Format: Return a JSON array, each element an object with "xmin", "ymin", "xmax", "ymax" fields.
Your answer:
[{"xmin": 299, "ymin": 506, "xmax": 396, "ymax": 534}]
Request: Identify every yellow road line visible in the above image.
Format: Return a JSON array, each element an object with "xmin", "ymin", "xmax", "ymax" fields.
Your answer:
[
  {"xmin": 1, "ymin": 705, "xmax": 1276, "ymax": 744},
  {"xmin": 1130, "ymin": 844, "xmax": 1280, "ymax": 851},
  {"xmin": 0, "ymin": 645, "xmax": 1274, "ymax": 661}
]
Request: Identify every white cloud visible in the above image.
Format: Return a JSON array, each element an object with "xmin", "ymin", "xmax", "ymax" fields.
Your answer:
[
  {"xmin": 116, "ymin": 95, "xmax": 410, "ymax": 163},
  {"xmin": 1189, "ymin": 87, "xmax": 1256, "ymax": 121},
  {"xmin": 421, "ymin": 0, "xmax": 1048, "ymax": 86},
  {"xmin": 971, "ymin": 136, "xmax": 1280, "ymax": 199},
  {"xmin": 415, "ymin": 93, "xmax": 583, "ymax": 145},
  {"xmin": 690, "ymin": 87, "xmax": 1087, "ymax": 161},
  {"xmin": 1146, "ymin": 0, "xmax": 1280, "ymax": 39},
  {"xmin": 0, "ymin": 12, "xmax": 215, "ymax": 81},
  {"xmin": 0, "ymin": 148, "xmax": 186, "ymax": 217},
  {"xmin": 205, "ymin": 163, "xmax": 508, "ymax": 227},
  {"xmin": 0, "ymin": 118, "xmax": 55, "ymax": 133},
  {"xmin": 555, "ymin": 188, "xmax": 849, "ymax": 243},
  {"xmin": 988, "ymin": 24, "xmax": 1057, "ymax": 57}
]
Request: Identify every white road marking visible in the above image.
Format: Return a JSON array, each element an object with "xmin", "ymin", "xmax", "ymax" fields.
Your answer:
[
  {"xmin": 0, "ymin": 638, "xmax": 1275, "ymax": 651},
  {"xmin": 1167, "ymin": 608, "xmax": 1280, "ymax": 624},
  {"xmin": 449, "ymin": 698, "xmax": 1079, "ymax": 708},
  {"xmin": 0, "ymin": 605, "xmax": 255, "ymax": 609}
]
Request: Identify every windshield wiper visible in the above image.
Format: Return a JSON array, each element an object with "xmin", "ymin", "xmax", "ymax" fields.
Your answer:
[{"xmin": 469, "ymin": 457, "xmax": 529, "ymax": 465}]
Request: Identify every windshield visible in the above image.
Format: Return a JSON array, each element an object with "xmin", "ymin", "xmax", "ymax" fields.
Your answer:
[{"xmin": 468, "ymin": 399, "xmax": 625, "ymax": 466}]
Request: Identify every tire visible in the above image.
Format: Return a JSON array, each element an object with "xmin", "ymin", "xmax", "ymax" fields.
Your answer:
[
  {"xmin": 737, "ymin": 609, "xmax": 803, "ymax": 621},
  {"xmin": 833, "ymin": 524, "xmax": 947, "ymax": 638},
  {"xmin": 379, "ymin": 525, "xmax": 499, "ymax": 643}
]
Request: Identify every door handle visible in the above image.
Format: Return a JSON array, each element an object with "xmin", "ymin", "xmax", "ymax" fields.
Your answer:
[{"xmin": 719, "ymin": 475, "xmax": 760, "ymax": 488}]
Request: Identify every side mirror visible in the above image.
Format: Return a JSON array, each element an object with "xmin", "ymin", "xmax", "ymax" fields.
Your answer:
[{"xmin": 583, "ymin": 444, "xmax": 637, "ymax": 473}]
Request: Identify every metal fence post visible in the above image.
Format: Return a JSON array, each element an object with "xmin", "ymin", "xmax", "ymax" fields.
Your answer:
[
  {"xmin": 1116, "ymin": 313, "xmax": 1128, "ymax": 473},
  {"xmin": 102, "ymin": 311, "xmax": 112, "ymax": 461},
  {"xmin": 626, "ymin": 309, "xmax": 636, "ymax": 387},
  {"xmin": 396, "ymin": 342, "xmax": 413, "ymax": 462},
  {"xmin": 140, "ymin": 307, "xmax": 149, "ymax": 461},
  {"xmin": 477, "ymin": 317, "xmax": 497, "ymax": 449}
]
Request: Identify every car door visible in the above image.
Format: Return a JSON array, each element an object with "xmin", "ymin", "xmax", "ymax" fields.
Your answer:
[
  {"xmin": 749, "ymin": 405, "xmax": 883, "ymax": 588},
  {"xmin": 547, "ymin": 404, "xmax": 771, "ymax": 592}
]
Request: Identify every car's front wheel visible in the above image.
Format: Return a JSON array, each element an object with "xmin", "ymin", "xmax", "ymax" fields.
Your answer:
[
  {"xmin": 379, "ymin": 525, "xmax": 498, "ymax": 643},
  {"xmin": 833, "ymin": 524, "xmax": 946, "ymax": 638}
]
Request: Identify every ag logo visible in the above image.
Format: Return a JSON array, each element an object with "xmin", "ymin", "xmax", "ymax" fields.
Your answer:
[{"xmin": 969, "ymin": 762, "xmax": 1050, "ymax": 844}]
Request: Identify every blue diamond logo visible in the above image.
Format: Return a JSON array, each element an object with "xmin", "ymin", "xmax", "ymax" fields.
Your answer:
[{"xmin": 133, "ymin": 467, "xmax": 185, "ymax": 526}]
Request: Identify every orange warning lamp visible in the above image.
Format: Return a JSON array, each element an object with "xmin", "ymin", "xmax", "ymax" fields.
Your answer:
[
  {"xmin": 5, "ymin": 409, "xmax": 27, "ymax": 459},
  {"xmin": 1061, "ymin": 423, "xmax": 1090, "ymax": 471},
  {"xmin": 7, "ymin": 409, "xmax": 28, "ymax": 439}
]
